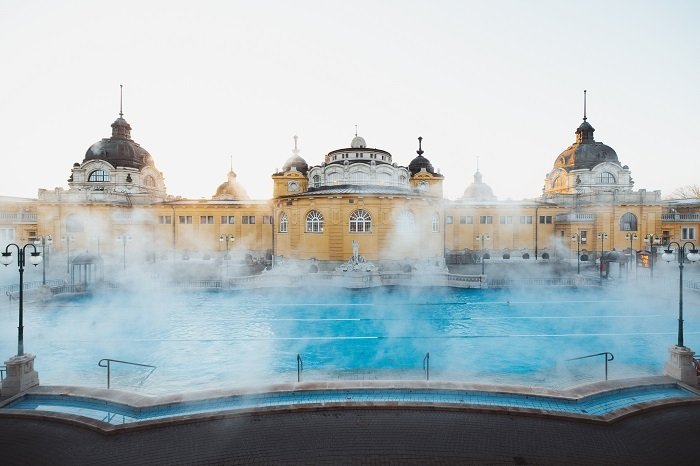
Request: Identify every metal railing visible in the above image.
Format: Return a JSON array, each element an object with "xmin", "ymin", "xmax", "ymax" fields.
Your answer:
[
  {"xmin": 423, "ymin": 352, "xmax": 430, "ymax": 381},
  {"xmin": 297, "ymin": 354, "xmax": 303, "ymax": 382},
  {"xmin": 567, "ymin": 352, "xmax": 614, "ymax": 380},
  {"xmin": 98, "ymin": 358, "xmax": 157, "ymax": 389},
  {"xmin": 0, "ymin": 279, "xmax": 64, "ymax": 295},
  {"xmin": 0, "ymin": 365, "xmax": 5, "ymax": 382}
]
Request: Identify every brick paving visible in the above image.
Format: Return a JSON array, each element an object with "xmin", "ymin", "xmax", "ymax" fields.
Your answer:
[{"xmin": 1, "ymin": 404, "xmax": 699, "ymax": 465}]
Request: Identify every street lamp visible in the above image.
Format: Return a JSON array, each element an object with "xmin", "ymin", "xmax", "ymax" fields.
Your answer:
[
  {"xmin": 625, "ymin": 233, "xmax": 638, "ymax": 278},
  {"xmin": 661, "ymin": 242, "xmax": 700, "ymax": 348},
  {"xmin": 475, "ymin": 234, "xmax": 490, "ymax": 275},
  {"xmin": 33, "ymin": 235, "xmax": 53, "ymax": 285},
  {"xmin": 61, "ymin": 235, "xmax": 74, "ymax": 273},
  {"xmin": 571, "ymin": 233, "xmax": 583, "ymax": 275},
  {"xmin": 1, "ymin": 243, "xmax": 42, "ymax": 356},
  {"xmin": 219, "ymin": 234, "xmax": 235, "ymax": 259},
  {"xmin": 645, "ymin": 234, "xmax": 660, "ymax": 279},
  {"xmin": 597, "ymin": 232, "xmax": 608, "ymax": 281},
  {"xmin": 116, "ymin": 235, "xmax": 132, "ymax": 270}
]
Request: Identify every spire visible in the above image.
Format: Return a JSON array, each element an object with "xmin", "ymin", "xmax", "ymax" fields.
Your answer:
[
  {"xmin": 575, "ymin": 90, "xmax": 595, "ymax": 143},
  {"xmin": 111, "ymin": 83, "xmax": 131, "ymax": 139},
  {"xmin": 292, "ymin": 135, "xmax": 299, "ymax": 155},
  {"xmin": 476, "ymin": 155, "xmax": 480, "ymax": 172},
  {"xmin": 119, "ymin": 84, "xmax": 124, "ymax": 118},
  {"xmin": 355, "ymin": 125, "xmax": 358, "ymax": 137},
  {"xmin": 416, "ymin": 136, "xmax": 424, "ymax": 156}
]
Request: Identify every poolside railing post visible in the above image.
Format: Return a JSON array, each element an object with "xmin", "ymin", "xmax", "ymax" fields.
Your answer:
[
  {"xmin": 107, "ymin": 361, "xmax": 111, "ymax": 389},
  {"xmin": 423, "ymin": 352, "xmax": 430, "ymax": 381}
]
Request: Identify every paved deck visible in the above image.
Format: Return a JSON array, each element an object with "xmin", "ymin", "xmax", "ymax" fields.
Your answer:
[{"xmin": 2, "ymin": 403, "xmax": 700, "ymax": 465}]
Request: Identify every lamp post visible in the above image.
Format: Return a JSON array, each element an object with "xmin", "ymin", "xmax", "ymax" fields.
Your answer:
[
  {"xmin": 61, "ymin": 235, "xmax": 74, "ymax": 273},
  {"xmin": 571, "ymin": 233, "xmax": 582, "ymax": 275},
  {"xmin": 116, "ymin": 235, "xmax": 132, "ymax": 270},
  {"xmin": 33, "ymin": 235, "xmax": 53, "ymax": 285},
  {"xmin": 662, "ymin": 242, "xmax": 700, "ymax": 348},
  {"xmin": 625, "ymin": 233, "xmax": 638, "ymax": 278},
  {"xmin": 645, "ymin": 234, "xmax": 660, "ymax": 279},
  {"xmin": 1, "ymin": 243, "xmax": 42, "ymax": 356},
  {"xmin": 475, "ymin": 234, "xmax": 490, "ymax": 275},
  {"xmin": 219, "ymin": 234, "xmax": 235, "ymax": 259},
  {"xmin": 597, "ymin": 232, "xmax": 608, "ymax": 281}
]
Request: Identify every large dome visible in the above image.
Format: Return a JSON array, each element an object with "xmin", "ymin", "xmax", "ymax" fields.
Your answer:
[
  {"xmin": 83, "ymin": 116, "xmax": 154, "ymax": 170},
  {"xmin": 553, "ymin": 120, "xmax": 620, "ymax": 171}
]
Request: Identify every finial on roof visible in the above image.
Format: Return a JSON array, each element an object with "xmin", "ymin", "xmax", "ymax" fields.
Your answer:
[
  {"xmin": 355, "ymin": 125, "xmax": 358, "ymax": 137},
  {"xmin": 119, "ymin": 84, "xmax": 124, "ymax": 118},
  {"xmin": 230, "ymin": 155, "xmax": 233, "ymax": 172},
  {"xmin": 476, "ymin": 155, "xmax": 480, "ymax": 172},
  {"xmin": 583, "ymin": 89, "xmax": 587, "ymax": 121},
  {"xmin": 293, "ymin": 135, "xmax": 299, "ymax": 155},
  {"xmin": 417, "ymin": 136, "xmax": 424, "ymax": 156}
]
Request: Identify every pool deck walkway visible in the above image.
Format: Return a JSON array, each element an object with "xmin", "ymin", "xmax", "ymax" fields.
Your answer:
[{"xmin": 2, "ymin": 377, "xmax": 700, "ymax": 465}]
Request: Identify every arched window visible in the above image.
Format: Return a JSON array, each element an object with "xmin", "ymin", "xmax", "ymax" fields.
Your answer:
[
  {"xmin": 88, "ymin": 169, "xmax": 110, "ymax": 182},
  {"xmin": 598, "ymin": 172, "xmax": 616, "ymax": 184},
  {"xmin": 432, "ymin": 212, "xmax": 440, "ymax": 233},
  {"xmin": 144, "ymin": 175, "xmax": 156, "ymax": 187},
  {"xmin": 306, "ymin": 210, "xmax": 324, "ymax": 233},
  {"xmin": 350, "ymin": 171, "xmax": 369, "ymax": 185},
  {"xmin": 279, "ymin": 212, "xmax": 288, "ymax": 233},
  {"xmin": 620, "ymin": 212, "xmax": 638, "ymax": 231},
  {"xmin": 349, "ymin": 209, "xmax": 372, "ymax": 233},
  {"xmin": 399, "ymin": 175, "xmax": 407, "ymax": 184},
  {"xmin": 396, "ymin": 210, "xmax": 415, "ymax": 233},
  {"xmin": 312, "ymin": 175, "xmax": 321, "ymax": 187},
  {"xmin": 327, "ymin": 172, "xmax": 341, "ymax": 184}
]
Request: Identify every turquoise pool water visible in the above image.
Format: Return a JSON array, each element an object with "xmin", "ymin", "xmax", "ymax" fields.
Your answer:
[
  {"xmin": 1, "ymin": 286, "xmax": 698, "ymax": 393},
  {"xmin": 5, "ymin": 385, "xmax": 695, "ymax": 425}
]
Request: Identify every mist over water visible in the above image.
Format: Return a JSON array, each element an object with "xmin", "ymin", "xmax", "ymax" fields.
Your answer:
[{"xmin": 2, "ymin": 283, "xmax": 697, "ymax": 395}]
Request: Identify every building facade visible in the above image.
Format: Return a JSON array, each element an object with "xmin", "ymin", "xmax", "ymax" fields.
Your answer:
[{"xmin": 1, "ymin": 103, "xmax": 699, "ymax": 274}]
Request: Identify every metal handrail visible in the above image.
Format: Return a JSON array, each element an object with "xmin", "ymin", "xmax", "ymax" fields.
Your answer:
[
  {"xmin": 423, "ymin": 352, "xmax": 430, "ymax": 381},
  {"xmin": 566, "ymin": 352, "xmax": 614, "ymax": 380},
  {"xmin": 0, "ymin": 365, "xmax": 6, "ymax": 382},
  {"xmin": 297, "ymin": 354, "xmax": 303, "ymax": 382},
  {"xmin": 98, "ymin": 358, "xmax": 156, "ymax": 389}
]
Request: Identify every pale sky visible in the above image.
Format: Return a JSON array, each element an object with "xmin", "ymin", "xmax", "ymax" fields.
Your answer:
[{"xmin": 1, "ymin": 0, "xmax": 698, "ymax": 201}]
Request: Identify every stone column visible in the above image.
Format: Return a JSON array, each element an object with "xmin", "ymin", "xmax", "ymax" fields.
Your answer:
[
  {"xmin": 1, "ymin": 354, "xmax": 40, "ymax": 397},
  {"xmin": 664, "ymin": 346, "xmax": 698, "ymax": 387}
]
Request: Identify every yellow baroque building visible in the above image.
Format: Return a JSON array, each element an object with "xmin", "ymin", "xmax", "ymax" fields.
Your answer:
[{"xmin": 1, "ymin": 104, "xmax": 699, "ymax": 275}]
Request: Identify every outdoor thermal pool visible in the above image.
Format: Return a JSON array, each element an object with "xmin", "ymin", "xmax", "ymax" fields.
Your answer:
[{"xmin": 1, "ymin": 286, "xmax": 697, "ymax": 394}]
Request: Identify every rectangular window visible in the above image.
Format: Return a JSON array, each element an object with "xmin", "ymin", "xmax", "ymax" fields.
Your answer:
[
  {"xmin": 200, "ymin": 216, "xmax": 214, "ymax": 224},
  {"xmin": 242, "ymin": 216, "xmax": 256, "ymax": 225},
  {"xmin": 479, "ymin": 215, "xmax": 492, "ymax": 224},
  {"xmin": 179, "ymin": 216, "xmax": 192, "ymax": 224},
  {"xmin": 499, "ymin": 216, "xmax": 512, "ymax": 224},
  {"xmin": 580, "ymin": 230, "xmax": 588, "ymax": 244},
  {"xmin": 682, "ymin": 227, "xmax": 696, "ymax": 241},
  {"xmin": 263, "ymin": 215, "xmax": 272, "ymax": 224},
  {"xmin": 0, "ymin": 228, "xmax": 16, "ymax": 242},
  {"xmin": 158, "ymin": 215, "xmax": 172, "ymax": 224},
  {"xmin": 459, "ymin": 216, "xmax": 473, "ymax": 225},
  {"xmin": 221, "ymin": 216, "xmax": 235, "ymax": 224},
  {"xmin": 445, "ymin": 216, "xmax": 453, "ymax": 224},
  {"xmin": 539, "ymin": 215, "xmax": 552, "ymax": 224},
  {"xmin": 519, "ymin": 216, "xmax": 533, "ymax": 224}
]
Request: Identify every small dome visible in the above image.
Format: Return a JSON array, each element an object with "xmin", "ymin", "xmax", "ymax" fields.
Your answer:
[
  {"xmin": 408, "ymin": 137, "xmax": 438, "ymax": 176},
  {"xmin": 83, "ymin": 116, "xmax": 154, "ymax": 170},
  {"xmin": 351, "ymin": 136, "xmax": 367, "ymax": 148},
  {"xmin": 554, "ymin": 119, "xmax": 620, "ymax": 171},
  {"xmin": 213, "ymin": 169, "xmax": 249, "ymax": 200},
  {"xmin": 462, "ymin": 170, "xmax": 497, "ymax": 201},
  {"xmin": 281, "ymin": 135, "xmax": 308, "ymax": 175}
]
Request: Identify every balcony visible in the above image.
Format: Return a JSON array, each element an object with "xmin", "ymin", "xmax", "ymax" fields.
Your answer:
[
  {"xmin": 0, "ymin": 212, "xmax": 38, "ymax": 224},
  {"xmin": 661, "ymin": 213, "xmax": 700, "ymax": 222},
  {"xmin": 555, "ymin": 212, "xmax": 595, "ymax": 223}
]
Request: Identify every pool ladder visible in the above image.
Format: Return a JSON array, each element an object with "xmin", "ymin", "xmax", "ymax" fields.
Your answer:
[
  {"xmin": 567, "ymin": 352, "xmax": 614, "ymax": 381},
  {"xmin": 423, "ymin": 352, "xmax": 430, "ymax": 381},
  {"xmin": 98, "ymin": 358, "xmax": 157, "ymax": 389},
  {"xmin": 297, "ymin": 354, "xmax": 303, "ymax": 382}
]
